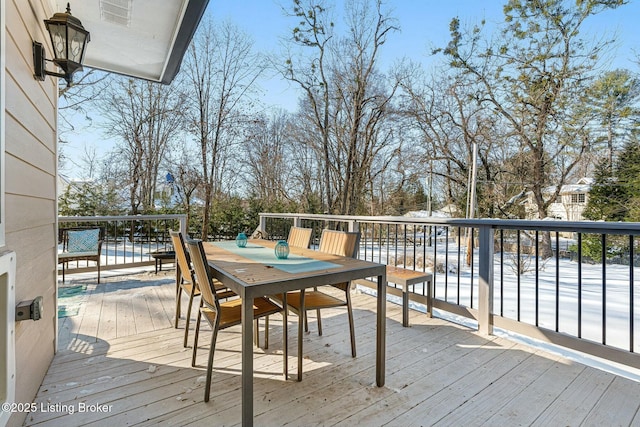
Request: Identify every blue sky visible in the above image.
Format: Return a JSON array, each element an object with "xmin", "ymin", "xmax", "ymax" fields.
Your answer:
[
  {"xmin": 61, "ymin": 0, "xmax": 640, "ymax": 177},
  {"xmin": 208, "ymin": 0, "xmax": 640, "ymax": 111}
]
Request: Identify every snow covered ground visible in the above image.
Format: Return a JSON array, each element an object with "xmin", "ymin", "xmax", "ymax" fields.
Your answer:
[{"xmin": 356, "ymin": 237, "xmax": 640, "ymax": 355}]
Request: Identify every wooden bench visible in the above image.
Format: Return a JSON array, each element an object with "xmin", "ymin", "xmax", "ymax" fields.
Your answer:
[{"xmin": 355, "ymin": 265, "xmax": 432, "ymax": 327}]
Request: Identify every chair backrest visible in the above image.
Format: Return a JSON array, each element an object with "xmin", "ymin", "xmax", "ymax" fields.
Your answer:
[
  {"xmin": 318, "ymin": 229, "xmax": 360, "ymax": 258},
  {"xmin": 184, "ymin": 238, "xmax": 220, "ymax": 313},
  {"xmin": 62, "ymin": 228, "xmax": 102, "ymax": 253},
  {"xmin": 170, "ymin": 230, "xmax": 193, "ymax": 285},
  {"xmin": 287, "ymin": 226, "xmax": 313, "ymax": 249}
]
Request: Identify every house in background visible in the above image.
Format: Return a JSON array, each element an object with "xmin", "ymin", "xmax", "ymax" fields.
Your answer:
[
  {"xmin": 523, "ymin": 177, "xmax": 593, "ymax": 221},
  {"xmin": 1, "ymin": 1, "xmax": 208, "ymax": 426}
]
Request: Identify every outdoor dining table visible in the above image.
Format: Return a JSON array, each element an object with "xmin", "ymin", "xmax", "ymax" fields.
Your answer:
[{"xmin": 202, "ymin": 238, "xmax": 387, "ymax": 427}]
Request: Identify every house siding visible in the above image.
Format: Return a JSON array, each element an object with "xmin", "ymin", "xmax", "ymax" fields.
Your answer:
[{"xmin": 5, "ymin": 0, "xmax": 58, "ymax": 425}]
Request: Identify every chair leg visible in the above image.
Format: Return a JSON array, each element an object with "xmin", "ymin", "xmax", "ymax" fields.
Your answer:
[
  {"xmin": 191, "ymin": 304, "xmax": 203, "ymax": 367},
  {"xmin": 314, "ymin": 287, "xmax": 322, "ymax": 335},
  {"xmin": 175, "ymin": 288, "xmax": 182, "ymax": 329},
  {"xmin": 204, "ymin": 326, "xmax": 219, "ymax": 403},
  {"xmin": 347, "ymin": 293, "xmax": 356, "ymax": 358},
  {"xmin": 183, "ymin": 291, "xmax": 196, "ymax": 348},
  {"xmin": 254, "ymin": 319, "xmax": 259, "ymax": 347},
  {"xmin": 174, "ymin": 270, "xmax": 181, "ymax": 329},
  {"xmin": 62, "ymin": 262, "xmax": 65, "ymax": 283},
  {"xmin": 97, "ymin": 262, "xmax": 101, "ymax": 284},
  {"xmin": 316, "ymin": 308, "xmax": 323, "ymax": 336}
]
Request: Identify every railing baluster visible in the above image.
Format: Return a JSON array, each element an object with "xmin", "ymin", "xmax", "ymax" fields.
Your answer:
[
  {"xmin": 630, "ymin": 234, "xmax": 634, "ymax": 353},
  {"xmin": 444, "ymin": 227, "xmax": 449, "ymax": 301},
  {"xmin": 578, "ymin": 233, "xmax": 583, "ymax": 339},
  {"xmin": 555, "ymin": 231, "xmax": 560, "ymax": 332},
  {"xmin": 535, "ymin": 230, "xmax": 539, "ymax": 326},
  {"xmin": 432, "ymin": 225, "xmax": 436, "ymax": 298},
  {"xmin": 517, "ymin": 230, "xmax": 521, "ymax": 322},
  {"xmin": 470, "ymin": 228, "xmax": 474, "ymax": 309},
  {"xmin": 602, "ymin": 233, "xmax": 607, "ymax": 345},
  {"xmin": 457, "ymin": 226, "xmax": 461, "ymax": 306},
  {"xmin": 500, "ymin": 229, "xmax": 504, "ymax": 317}
]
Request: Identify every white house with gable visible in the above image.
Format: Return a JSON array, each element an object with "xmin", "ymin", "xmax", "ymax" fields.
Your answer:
[{"xmin": 523, "ymin": 177, "xmax": 593, "ymax": 221}]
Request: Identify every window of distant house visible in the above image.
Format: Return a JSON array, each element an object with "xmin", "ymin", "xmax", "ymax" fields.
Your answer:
[{"xmin": 571, "ymin": 193, "xmax": 586, "ymax": 204}]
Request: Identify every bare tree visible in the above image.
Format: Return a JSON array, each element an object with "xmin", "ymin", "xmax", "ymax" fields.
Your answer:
[
  {"xmin": 279, "ymin": 0, "xmax": 335, "ymax": 213},
  {"xmin": 242, "ymin": 111, "xmax": 297, "ymax": 207},
  {"xmin": 99, "ymin": 77, "xmax": 185, "ymax": 213},
  {"xmin": 329, "ymin": 0, "xmax": 400, "ymax": 215},
  {"xmin": 281, "ymin": 0, "xmax": 400, "ymax": 215},
  {"xmin": 166, "ymin": 143, "xmax": 202, "ymax": 231},
  {"xmin": 183, "ymin": 18, "xmax": 264, "ymax": 239}
]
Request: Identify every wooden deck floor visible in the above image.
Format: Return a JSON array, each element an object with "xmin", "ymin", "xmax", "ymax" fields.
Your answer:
[{"xmin": 25, "ymin": 270, "xmax": 640, "ymax": 426}]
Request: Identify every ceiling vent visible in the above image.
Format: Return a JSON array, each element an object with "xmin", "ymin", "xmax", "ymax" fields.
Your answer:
[{"xmin": 100, "ymin": 0, "xmax": 132, "ymax": 27}]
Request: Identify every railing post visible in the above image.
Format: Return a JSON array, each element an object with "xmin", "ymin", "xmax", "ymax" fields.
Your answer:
[
  {"xmin": 179, "ymin": 215, "xmax": 187, "ymax": 236},
  {"xmin": 259, "ymin": 214, "xmax": 267, "ymax": 235},
  {"xmin": 349, "ymin": 220, "xmax": 360, "ymax": 258},
  {"xmin": 293, "ymin": 215, "xmax": 302, "ymax": 227},
  {"xmin": 478, "ymin": 224, "xmax": 494, "ymax": 335}
]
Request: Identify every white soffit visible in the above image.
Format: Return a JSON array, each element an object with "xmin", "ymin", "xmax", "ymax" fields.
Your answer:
[{"xmin": 48, "ymin": 0, "xmax": 207, "ymax": 83}]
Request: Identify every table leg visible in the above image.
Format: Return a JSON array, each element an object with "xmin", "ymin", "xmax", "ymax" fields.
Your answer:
[
  {"xmin": 241, "ymin": 296, "xmax": 254, "ymax": 427},
  {"xmin": 376, "ymin": 273, "xmax": 386, "ymax": 387},
  {"xmin": 297, "ymin": 289, "xmax": 305, "ymax": 381},
  {"xmin": 283, "ymin": 293, "xmax": 288, "ymax": 380}
]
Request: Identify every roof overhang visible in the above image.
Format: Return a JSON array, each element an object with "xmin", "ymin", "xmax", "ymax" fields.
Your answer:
[{"xmin": 48, "ymin": 0, "xmax": 209, "ymax": 84}]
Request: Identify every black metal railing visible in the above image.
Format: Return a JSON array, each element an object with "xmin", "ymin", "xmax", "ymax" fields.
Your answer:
[
  {"xmin": 58, "ymin": 214, "xmax": 187, "ymax": 273},
  {"xmin": 258, "ymin": 212, "xmax": 640, "ymax": 369}
]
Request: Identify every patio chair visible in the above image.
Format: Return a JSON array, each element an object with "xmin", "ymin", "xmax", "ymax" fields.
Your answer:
[
  {"xmin": 287, "ymin": 226, "xmax": 313, "ymax": 249},
  {"xmin": 58, "ymin": 227, "xmax": 104, "ymax": 283},
  {"xmin": 184, "ymin": 237, "xmax": 285, "ymax": 402},
  {"xmin": 170, "ymin": 230, "xmax": 235, "ymax": 347},
  {"xmin": 282, "ymin": 229, "xmax": 360, "ymax": 380}
]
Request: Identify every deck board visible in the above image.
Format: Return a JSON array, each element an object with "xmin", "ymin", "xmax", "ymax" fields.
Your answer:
[{"xmin": 25, "ymin": 269, "xmax": 640, "ymax": 426}]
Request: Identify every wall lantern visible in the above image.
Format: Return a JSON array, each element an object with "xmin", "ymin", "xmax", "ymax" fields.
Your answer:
[{"xmin": 33, "ymin": 3, "xmax": 90, "ymax": 87}]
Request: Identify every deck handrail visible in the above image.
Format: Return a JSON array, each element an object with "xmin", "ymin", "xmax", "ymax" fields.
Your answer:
[
  {"xmin": 259, "ymin": 212, "xmax": 640, "ymax": 370},
  {"xmin": 58, "ymin": 214, "xmax": 187, "ymax": 273}
]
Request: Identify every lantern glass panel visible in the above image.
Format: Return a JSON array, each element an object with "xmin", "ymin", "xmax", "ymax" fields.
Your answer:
[
  {"xmin": 68, "ymin": 27, "xmax": 86, "ymax": 62},
  {"xmin": 48, "ymin": 23, "xmax": 67, "ymax": 60}
]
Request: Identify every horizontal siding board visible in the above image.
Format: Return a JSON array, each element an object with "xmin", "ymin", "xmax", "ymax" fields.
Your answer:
[
  {"xmin": 5, "ymin": 193, "xmax": 55, "ymax": 234},
  {"xmin": 9, "ymin": 231, "xmax": 56, "ymax": 303},
  {"xmin": 5, "ymin": 113, "xmax": 55, "ymax": 172},
  {"xmin": 6, "ymin": 0, "xmax": 56, "ymax": 127},
  {"xmin": 5, "ymin": 74, "xmax": 55, "ymax": 155},
  {"xmin": 6, "ymin": 153, "xmax": 54, "ymax": 198}
]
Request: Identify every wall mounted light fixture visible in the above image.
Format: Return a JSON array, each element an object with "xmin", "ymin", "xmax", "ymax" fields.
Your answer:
[{"xmin": 33, "ymin": 2, "xmax": 90, "ymax": 87}]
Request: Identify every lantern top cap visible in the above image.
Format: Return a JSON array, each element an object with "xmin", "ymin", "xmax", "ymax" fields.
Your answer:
[{"xmin": 46, "ymin": 3, "xmax": 86, "ymax": 31}]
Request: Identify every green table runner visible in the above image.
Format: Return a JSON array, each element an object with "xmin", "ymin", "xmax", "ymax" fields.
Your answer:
[{"xmin": 213, "ymin": 241, "xmax": 340, "ymax": 274}]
